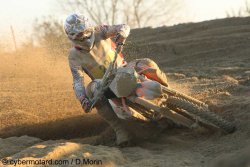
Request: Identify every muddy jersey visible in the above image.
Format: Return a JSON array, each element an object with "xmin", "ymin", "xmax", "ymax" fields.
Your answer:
[{"xmin": 68, "ymin": 24, "xmax": 130, "ymax": 101}]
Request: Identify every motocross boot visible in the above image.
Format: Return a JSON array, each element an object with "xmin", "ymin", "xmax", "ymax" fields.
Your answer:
[{"xmin": 95, "ymin": 97, "xmax": 132, "ymax": 146}]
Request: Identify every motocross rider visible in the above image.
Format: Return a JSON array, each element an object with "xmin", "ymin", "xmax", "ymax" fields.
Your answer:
[{"xmin": 64, "ymin": 13, "xmax": 168, "ymax": 146}]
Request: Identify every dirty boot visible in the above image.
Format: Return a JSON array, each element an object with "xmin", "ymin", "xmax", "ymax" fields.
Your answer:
[
  {"xmin": 112, "ymin": 120, "xmax": 132, "ymax": 147},
  {"xmin": 95, "ymin": 98, "xmax": 132, "ymax": 147}
]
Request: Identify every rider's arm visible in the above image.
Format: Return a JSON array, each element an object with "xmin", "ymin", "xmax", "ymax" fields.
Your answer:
[
  {"xmin": 68, "ymin": 49, "xmax": 86, "ymax": 103},
  {"xmin": 99, "ymin": 24, "xmax": 130, "ymax": 44}
]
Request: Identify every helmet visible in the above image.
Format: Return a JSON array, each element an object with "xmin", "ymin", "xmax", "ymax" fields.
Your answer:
[{"xmin": 64, "ymin": 13, "xmax": 94, "ymax": 40}]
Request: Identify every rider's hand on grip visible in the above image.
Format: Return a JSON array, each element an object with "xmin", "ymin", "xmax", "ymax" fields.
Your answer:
[{"xmin": 80, "ymin": 96, "xmax": 92, "ymax": 113}]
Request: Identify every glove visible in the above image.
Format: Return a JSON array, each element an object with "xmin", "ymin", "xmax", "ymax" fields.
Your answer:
[{"xmin": 80, "ymin": 96, "xmax": 92, "ymax": 113}]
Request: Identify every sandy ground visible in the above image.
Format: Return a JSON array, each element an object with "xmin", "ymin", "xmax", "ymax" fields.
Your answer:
[{"xmin": 1, "ymin": 17, "xmax": 250, "ymax": 167}]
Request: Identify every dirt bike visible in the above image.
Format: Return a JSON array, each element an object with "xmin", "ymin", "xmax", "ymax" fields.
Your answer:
[{"xmin": 87, "ymin": 45, "xmax": 236, "ymax": 134}]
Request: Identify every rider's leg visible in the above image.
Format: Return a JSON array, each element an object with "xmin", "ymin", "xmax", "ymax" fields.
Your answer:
[
  {"xmin": 130, "ymin": 58, "xmax": 169, "ymax": 87},
  {"xmin": 95, "ymin": 97, "xmax": 132, "ymax": 146}
]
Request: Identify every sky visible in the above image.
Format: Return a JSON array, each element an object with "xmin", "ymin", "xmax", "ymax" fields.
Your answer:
[{"xmin": 0, "ymin": 0, "xmax": 248, "ymax": 46}]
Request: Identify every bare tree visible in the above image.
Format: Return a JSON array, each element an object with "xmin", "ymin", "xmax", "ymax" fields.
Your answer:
[
  {"xmin": 227, "ymin": 0, "xmax": 250, "ymax": 17},
  {"xmin": 111, "ymin": 0, "xmax": 119, "ymax": 24},
  {"xmin": 133, "ymin": 0, "xmax": 143, "ymax": 27},
  {"xmin": 64, "ymin": 0, "xmax": 119, "ymax": 25},
  {"xmin": 31, "ymin": 16, "xmax": 70, "ymax": 56},
  {"xmin": 62, "ymin": 0, "xmax": 181, "ymax": 28},
  {"xmin": 126, "ymin": 0, "xmax": 180, "ymax": 28},
  {"xmin": 27, "ymin": 0, "xmax": 181, "ymax": 56},
  {"xmin": 243, "ymin": 0, "xmax": 250, "ymax": 14}
]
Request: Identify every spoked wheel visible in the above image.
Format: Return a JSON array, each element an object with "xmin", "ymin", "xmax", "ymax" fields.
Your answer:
[{"xmin": 167, "ymin": 96, "xmax": 236, "ymax": 133}]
